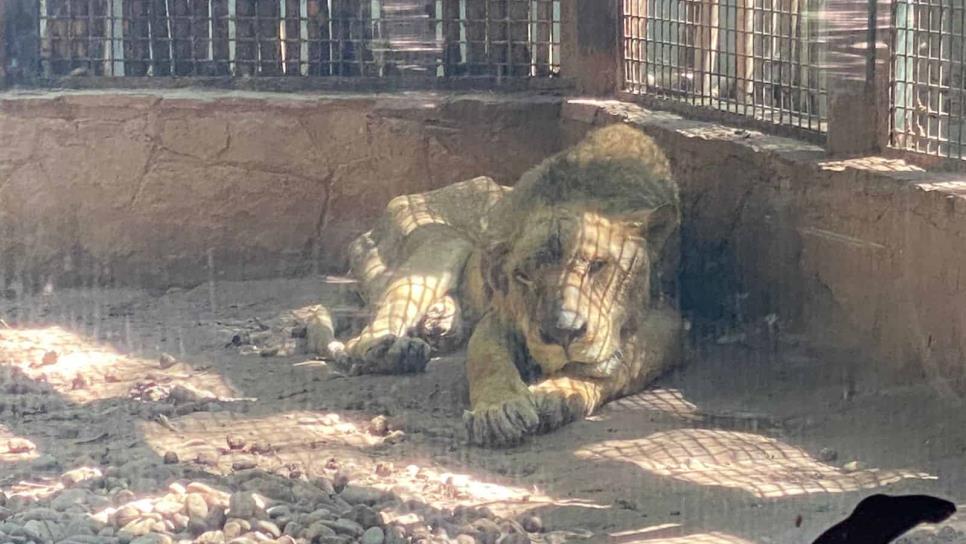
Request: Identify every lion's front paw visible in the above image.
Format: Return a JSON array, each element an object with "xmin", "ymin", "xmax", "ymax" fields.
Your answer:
[
  {"xmin": 353, "ymin": 334, "xmax": 432, "ymax": 375},
  {"xmin": 532, "ymin": 388, "xmax": 589, "ymax": 433},
  {"xmin": 463, "ymin": 394, "xmax": 540, "ymax": 448}
]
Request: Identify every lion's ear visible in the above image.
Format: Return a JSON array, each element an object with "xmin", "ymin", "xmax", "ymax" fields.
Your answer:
[
  {"xmin": 624, "ymin": 203, "xmax": 680, "ymax": 253},
  {"xmin": 482, "ymin": 241, "xmax": 511, "ymax": 296}
]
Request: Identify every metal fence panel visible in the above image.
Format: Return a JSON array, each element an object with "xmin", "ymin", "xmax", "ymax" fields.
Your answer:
[
  {"xmin": 622, "ymin": 0, "xmax": 828, "ymax": 133},
  {"xmin": 31, "ymin": 0, "xmax": 561, "ymax": 78},
  {"xmin": 891, "ymin": 0, "xmax": 966, "ymax": 158}
]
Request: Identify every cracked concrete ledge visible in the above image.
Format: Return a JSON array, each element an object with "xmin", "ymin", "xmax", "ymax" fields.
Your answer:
[
  {"xmin": 0, "ymin": 91, "xmax": 566, "ymax": 290},
  {"xmin": 563, "ymin": 98, "xmax": 966, "ymax": 393}
]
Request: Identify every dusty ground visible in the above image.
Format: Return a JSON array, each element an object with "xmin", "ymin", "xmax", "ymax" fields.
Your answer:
[{"xmin": 0, "ymin": 275, "xmax": 964, "ymax": 544}]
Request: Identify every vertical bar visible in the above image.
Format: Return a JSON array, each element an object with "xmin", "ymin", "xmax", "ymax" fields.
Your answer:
[
  {"xmin": 460, "ymin": 0, "xmax": 468, "ymax": 67},
  {"xmin": 209, "ymin": 0, "xmax": 215, "ymax": 64},
  {"xmin": 300, "ymin": 0, "xmax": 308, "ymax": 74},
  {"xmin": 165, "ymin": 0, "xmax": 174, "ymax": 74},
  {"xmin": 280, "ymin": 0, "xmax": 287, "ymax": 73},
  {"xmin": 437, "ymin": 0, "xmax": 444, "ymax": 76},
  {"xmin": 958, "ymin": 0, "xmax": 965, "ymax": 157},
  {"xmin": 552, "ymin": 0, "xmax": 559, "ymax": 73},
  {"xmin": 702, "ymin": 0, "xmax": 720, "ymax": 97},
  {"xmin": 110, "ymin": 0, "xmax": 124, "ymax": 75},
  {"xmin": 39, "ymin": 0, "xmax": 49, "ymax": 75},
  {"xmin": 327, "ymin": 0, "xmax": 334, "ymax": 74},
  {"xmin": 228, "ymin": 0, "xmax": 235, "ymax": 74}
]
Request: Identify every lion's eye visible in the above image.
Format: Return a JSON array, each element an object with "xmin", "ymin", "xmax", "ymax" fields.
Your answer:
[
  {"xmin": 514, "ymin": 270, "xmax": 533, "ymax": 286},
  {"xmin": 588, "ymin": 260, "xmax": 607, "ymax": 275}
]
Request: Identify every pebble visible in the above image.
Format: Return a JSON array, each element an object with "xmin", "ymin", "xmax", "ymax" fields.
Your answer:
[
  {"xmin": 196, "ymin": 530, "xmax": 227, "ymax": 544},
  {"xmin": 232, "ymin": 459, "xmax": 258, "ymax": 471},
  {"xmin": 51, "ymin": 488, "xmax": 90, "ymax": 511},
  {"xmin": 348, "ymin": 504, "xmax": 381, "ymax": 529},
  {"xmin": 266, "ymin": 505, "xmax": 291, "ymax": 519},
  {"xmin": 226, "ymin": 435, "xmax": 246, "ymax": 450},
  {"xmin": 61, "ymin": 467, "xmax": 103, "ymax": 487},
  {"xmin": 253, "ymin": 520, "xmax": 280, "ymax": 538},
  {"xmin": 185, "ymin": 493, "xmax": 210, "ymax": 519},
  {"xmin": 303, "ymin": 521, "xmax": 337, "ymax": 540},
  {"xmin": 131, "ymin": 534, "xmax": 175, "ymax": 544},
  {"xmin": 333, "ymin": 473, "xmax": 349, "ymax": 494},
  {"xmin": 206, "ymin": 505, "xmax": 227, "ymax": 531},
  {"xmin": 153, "ymin": 499, "xmax": 183, "ymax": 516},
  {"xmin": 228, "ymin": 492, "xmax": 259, "ymax": 519},
  {"xmin": 118, "ymin": 517, "xmax": 163, "ymax": 537},
  {"xmin": 24, "ymin": 519, "xmax": 64, "ymax": 542},
  {"xmin": 282, "ymin": 521, "xmax": 303, "ymax": 537},
  {"xmin": 361, "ymin": 526, "xmax": 386, "ymax": 544},
  {"xmin": 328, "ymin": 518, "xmax": 365, "ymax": 537},
  {"xmin": 159, "ymin": 353, "xmax": 178, "ymax": 369},
  {"xmin": 311, "ymin": 477, "xmax": 336, "ymax": 495},
  {"xmin": 519, "ymin": 514, "xmax": 543, "ymax": 533},
  {"xmin": 340, "ymin": 485, "xmax": 385, "ymax": 507},
  {"xmin": 113, "ymin": 489, "xmax": 137, "ymax": 506},
  {"xmin": 368, "ymin": 416, "xmax": 390, "ymax": 437},
  {"xmin": 241, "ymin": 477, "xmax": 295, "ymax": 503},
  {"xmin": 41, "ymin": 351, "xmax": 59, "ymax": 366}
]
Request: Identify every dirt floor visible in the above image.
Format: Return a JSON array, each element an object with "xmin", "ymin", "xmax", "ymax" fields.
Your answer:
[{"xmin": 0, "ymin": 275, "xmax": 964, "ymax": 544}]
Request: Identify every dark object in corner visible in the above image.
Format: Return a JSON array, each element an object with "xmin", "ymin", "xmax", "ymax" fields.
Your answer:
[{"xmin": 813, "ymin": 494, "xmax": 956, "ymax": 544}]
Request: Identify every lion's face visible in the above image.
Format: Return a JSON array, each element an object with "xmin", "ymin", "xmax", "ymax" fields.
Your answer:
[{"xmin": 490, "ymin": 205, "xmax": 656, "ymax": 375}]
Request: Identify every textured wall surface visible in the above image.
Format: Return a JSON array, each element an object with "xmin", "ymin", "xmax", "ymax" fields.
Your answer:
[
  {"xmin": 0, "ymin": 91, "xmax": 564, "ymax": 289},
  {"xmin": 564, "ymin": 99, "xmax": 966, "ymax": 395}
]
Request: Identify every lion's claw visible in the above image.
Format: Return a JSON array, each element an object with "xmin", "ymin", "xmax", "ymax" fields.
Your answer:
[
  {"xmin": 353, "ymin": 334, "xmax": 432, "ymax": 375},
  {"xmin": 533, "ymin": 389, "xmax": 587, "ymax": 433},
  {"xmin": 464, "ymin": 395, "xmax": 540, "ymax": 448}
]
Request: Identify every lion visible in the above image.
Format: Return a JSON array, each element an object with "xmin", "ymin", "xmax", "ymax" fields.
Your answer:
[{"xmin": 325, "ymin": 124, "xmax": 684, "ymax": 447}]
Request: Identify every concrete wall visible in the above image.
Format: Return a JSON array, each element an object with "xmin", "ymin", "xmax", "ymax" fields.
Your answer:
[
  {"xmin": 0, "ymin": 90, "xmax": 564, "ymax": 289},
  {"xmin": 2, "ymin": 89, "xmax": 965, "ymax": 394},
  {"xmin": 563, "ymin": 99, "xmax": 966, "ymax": 396}
]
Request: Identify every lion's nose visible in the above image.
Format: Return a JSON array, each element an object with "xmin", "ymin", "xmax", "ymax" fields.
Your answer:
[{"xmin": 540, "ymin": 310, "xmax": 587, "ymax": 347}]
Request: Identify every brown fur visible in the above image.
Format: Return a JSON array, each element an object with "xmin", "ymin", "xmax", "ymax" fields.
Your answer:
[{"xmin": 338, "ymin": 124, "xmax": 683, "ymax": 446}]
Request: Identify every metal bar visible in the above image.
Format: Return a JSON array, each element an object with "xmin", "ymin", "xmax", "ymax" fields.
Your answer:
[
  {"xmin": 300, "ymin": 0, "xmax": 308, "ymax": 75},
  {"xmin": 280, "ymin": 0, "xmax": 287, "ymax": 74},
  {"xmin": 111, "ymin": 0, "xmax": 125, "ymax": 75},
  {"xmin": 228, "ymin": 0, "xmax": 235, "ymax": 74},
  {"xmin": 39, "ymin": 0, "xmax": 49, "ymax": 75}
]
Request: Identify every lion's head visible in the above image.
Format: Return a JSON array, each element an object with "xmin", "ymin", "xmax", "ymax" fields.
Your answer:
[{"xmin": 483, "ymin": 124, "xmax": 680, "ymax": 377}]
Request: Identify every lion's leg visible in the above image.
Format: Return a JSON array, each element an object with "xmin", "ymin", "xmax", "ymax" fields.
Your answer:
[
  {"xmin": 345, "ymin": 228, "xmax": 472, "ymax": 374},
  {"xmin": 463, "ymin": 314, "xmax": 540, "ymax": 447}
]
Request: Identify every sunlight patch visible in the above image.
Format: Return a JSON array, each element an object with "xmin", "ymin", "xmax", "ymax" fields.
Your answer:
[
  {"xmin": 0, "ymin": 326, "xmax": 236, "ymax": 403},
  {"xmin": 576, "ymin": 428, "xmax": 934, "ymax": 498},
  {"xmin": 606, "ymin": 388, "xmax": 700, "ymax": 419}
]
